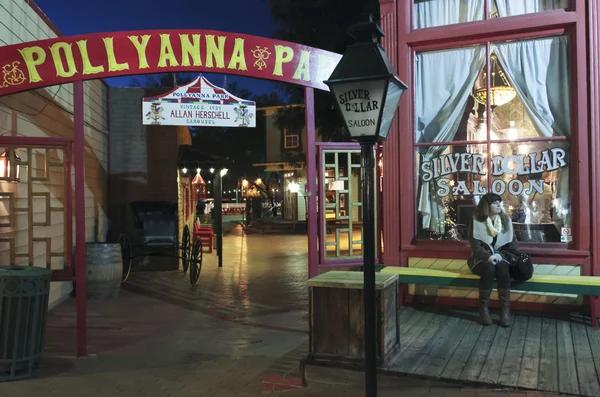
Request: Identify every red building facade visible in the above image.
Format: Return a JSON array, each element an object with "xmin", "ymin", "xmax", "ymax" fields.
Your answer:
[{"xmin": 380, "ymin": 0, "xmax": 599, "ymax": 312}]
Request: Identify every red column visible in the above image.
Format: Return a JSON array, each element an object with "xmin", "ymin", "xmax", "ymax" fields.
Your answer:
[
  {"xmin": 380, "ymin": 1, "xmax": 402, "ymax": 267},
  {"xmin": 587, "ymin": 0, "xmax": 600, "ymax": 323},
  {"xmin": 74, "ymin": 81, "xmax": 87, "ymax": 357},
  {"xmin": 305, "ymin": 87, "xmax": 318, "ymax": 278}
]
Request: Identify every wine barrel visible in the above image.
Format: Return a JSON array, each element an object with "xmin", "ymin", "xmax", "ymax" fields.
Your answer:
[{"xmin": 86, "ymin": 243, "xmax": 122, "ymax": 300}]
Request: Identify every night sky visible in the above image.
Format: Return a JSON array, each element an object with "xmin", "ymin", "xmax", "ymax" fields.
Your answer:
[{"xmin": 33, "ymin": 0, "xmax": 280, "ymax": 95}]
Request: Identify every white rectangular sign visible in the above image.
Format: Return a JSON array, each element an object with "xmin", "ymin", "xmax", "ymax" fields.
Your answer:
[
  {"xmin": 142, "ymin": 76, "xmax": 256, "ymax": 128},
  {"xmin": 143, "ymin": 100, "xmax": 255, "ymax": 127}
]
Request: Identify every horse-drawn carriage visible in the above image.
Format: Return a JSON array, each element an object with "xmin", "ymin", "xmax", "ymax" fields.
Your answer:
[{"xmin": 117, "ymin": 201, "xmax": 203, "ymax": 286}]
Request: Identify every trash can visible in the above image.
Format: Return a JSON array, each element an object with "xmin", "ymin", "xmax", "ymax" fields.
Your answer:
[{"xmin": 0, "ymin": 265, "xmax": 51, "ymax": 381}]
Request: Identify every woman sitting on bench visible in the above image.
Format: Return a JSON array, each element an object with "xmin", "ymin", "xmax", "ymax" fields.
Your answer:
[{"xmin": 468, "ymin": 193, "xmax": 519, "ymax": 328}]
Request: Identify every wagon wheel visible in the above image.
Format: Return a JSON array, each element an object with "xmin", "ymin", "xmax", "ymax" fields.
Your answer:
[
  {"xmin": 181, "ymin": 225, "xmax": 191, "ymax": 274},
  {"xmin": 118, "ymin": 234, "xmax": 132, "ymax": 283},
  {"xmin": 189, "ymin": 238, "xmax": 203, "ymax": 286}
]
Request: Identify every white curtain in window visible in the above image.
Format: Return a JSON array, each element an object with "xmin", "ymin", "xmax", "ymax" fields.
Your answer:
[
  {"xmin": 416, "ymin": 46, "xmax": 486, "ymax": 231},
  {"xmin": 492, "ymin": 0, "xmax": 569, "ymax": 17},
  {"xmin": 495, "ymin": 36, "xmax": 570, "ymax": 138},
  {"xmin": 495, "ymin": 36, "xmax": 571, "ymax": 224},
  {"xmin": 414, "ymin": 0, "xmax": 483, "ymax": 29}
]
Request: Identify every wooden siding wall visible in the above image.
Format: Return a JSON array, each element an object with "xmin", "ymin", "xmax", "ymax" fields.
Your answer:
[{"xmin": 0, "ymin": 0, "xmax": 109, "ymax": 308}]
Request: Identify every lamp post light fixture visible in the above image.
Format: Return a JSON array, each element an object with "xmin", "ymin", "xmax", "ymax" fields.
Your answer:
[
  {"xmin": 324, "ymin": 15, "xmax": 407, "ymax": 397},
  {"xmin": 288, "ymin": 182, "xmax": 300, "ymax": 232}
]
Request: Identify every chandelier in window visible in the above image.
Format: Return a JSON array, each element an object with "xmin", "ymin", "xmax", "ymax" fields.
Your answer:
[{"xmin": 472, "ymin": 54, "xmax": 516, "ymax": 109}]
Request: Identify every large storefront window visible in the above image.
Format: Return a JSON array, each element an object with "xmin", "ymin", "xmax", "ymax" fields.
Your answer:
[
  {"xmin": 415, "ymin": 36, "xmax": 571, "ymax": 244},
  {"xmin": 414, "ymin": 0, "xmax": 569, "ymax": 30}
]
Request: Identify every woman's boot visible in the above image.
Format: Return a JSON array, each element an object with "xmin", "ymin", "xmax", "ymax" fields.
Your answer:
[
  {"xmin": 498, "ymin": 288, "xmax": 511, "ymax": 327},
  {"xmin": 479, "ymin": 289, "xmax": 492, "ymax": 325}
]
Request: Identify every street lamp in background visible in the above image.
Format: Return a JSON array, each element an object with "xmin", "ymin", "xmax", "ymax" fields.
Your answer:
[
  {"xmin": 324, "ymin": 15, "xmax": 407, "ymax": 397},
  {"xmin": 288, "ymin": 182, "xmax": 300, "ymax": 232},
  {"xmin": 215, "ymin": 168, "xmax": 228, "ymax": 268}
]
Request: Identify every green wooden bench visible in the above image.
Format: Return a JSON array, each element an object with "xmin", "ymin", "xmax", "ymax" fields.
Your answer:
[{"xmin": 381, "ymin": 264, "xmax": 600, "ymax": 326}]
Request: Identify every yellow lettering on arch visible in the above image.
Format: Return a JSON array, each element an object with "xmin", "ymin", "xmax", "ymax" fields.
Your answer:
[
  {"xmin": 292, "ymin": 50, "xmax": 311, "ymax": 82},
  {"xmin": 205, "ymin": 35, "xmax": 226, "ymax": 69},
  {"xmin": 227, "ymin": 38, "xmax": 247, "ymax": 71},
  {"xmin": 102, "ymin": 37, "xmax": 130, "ymax": 72},
  {"xmin": 158, "ymin": 34, "xmax": 179, "ymax": 68},
  {"xmin": 76, "ymin": 40, "xmax": 104, "ymax": 75},
  {"xmin": 273, "ymin": 45, "xmax": 293, "ymax": 77},
  {"xmin": 49, "ymin": 42, "xmax": 77, "ymax": 78},
  {"xmin": 180, "ymin": 34, "xmax": 202, "ymax": 67},
  {"xmin": 18, "ymin": 46, "xmax": 46, "ymax": 83},
  {"xmin": 128, "ymin": 35, "xmax": 151, "ymax": 69}
]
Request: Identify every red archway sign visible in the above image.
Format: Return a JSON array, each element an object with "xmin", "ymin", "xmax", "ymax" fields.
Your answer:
[
  {"xmin": 0, "ymin": 29, "xmax": 341, "ymax": 94},
  {"xmin": 0, "ymin": 30, "xmax": 340, "ymax": 357}
]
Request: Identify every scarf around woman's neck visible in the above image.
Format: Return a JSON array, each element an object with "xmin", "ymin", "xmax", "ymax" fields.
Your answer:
[
  {"xmin": 486, "ymin": 215, "xmax": 503, "ymax": 237},
  {"xmin": 472, "ymin": 215, "xmax": 513, "ymax": 251}
]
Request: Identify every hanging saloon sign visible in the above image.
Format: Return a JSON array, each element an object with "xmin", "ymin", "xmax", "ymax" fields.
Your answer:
[
  {"xmin": 421, "ymin": 148, "xmax": 568, "ymax": 197},
  {"xmin": 142, "ymin": 76, "xmax": 256, "ymax": 127},
  {"xmin": 0, "ymin": 30, "xmax": 341, "ymax": 96}
]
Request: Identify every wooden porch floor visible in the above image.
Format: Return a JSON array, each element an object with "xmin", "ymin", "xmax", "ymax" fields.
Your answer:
[{"xmin": 385, "ymin": 306, "xmax": 600, "ymax": 397}]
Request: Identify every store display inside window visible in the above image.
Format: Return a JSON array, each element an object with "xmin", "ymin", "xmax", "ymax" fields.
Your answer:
[{"xmin": 415, "ymin": 36, "xmax": 571, "ymax": 243}]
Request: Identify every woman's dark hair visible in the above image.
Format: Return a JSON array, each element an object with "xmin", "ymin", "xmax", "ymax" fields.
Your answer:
[{"xmin": 473, "ymin": 193, "xmax": 510, "ymax": 230}]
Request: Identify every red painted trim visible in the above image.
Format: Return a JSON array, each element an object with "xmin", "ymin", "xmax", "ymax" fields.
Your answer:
[
  {"xmin": 380, "ymin": 1, "xmax": 402, "ymax": 268},
  {"xmin": 377, "ymin": 145, "xmax": 383, "ymax": 263},
  {"xmin": 411, "ymin": 29, "xmax": 566, "ymax": 52},
  {"xmin": 485, "ymin": 42, "xmax": 492, "ymax": 192},
  {"xmin": 24, "ymin": 0, "xmax": 64, "ymax": 37},
  {"xmin": 571, "ymin": 0, "xmax": 590, "ymax": 253},
  {"xmin": 415, "ymin": 136, "xmax": 568, "ymax": 147},
  {"xmin": 305, "ymin": 88, "xmax": 318, "ymax": 279},
  {"xmin": 587, "ymin": 0, "xmax": 600, "ymax": 322},
  {"xmin": 405, "ymin": 8, "xmax": 576, "ymax": 47},
  {"xmin": 397, "ymin": 0, "xmax": 414, "ymax": 261},
  {"xmin": 317, "ymin": 145, "xmax": 326, "ymax": 266},
  {"xmin": 316, "ymin": 142, "xmax": 366, "ymax": 268},
  {"xmin": 0, "ymin": 30, "xmax": 341, "ymax": 96},
  {"xmin": 106, "ymin": 86, "xmax": 110, "ymax": 221},
  {"xmin": 73, "ymin": 81, "xmax": 87, "ymax": 358},
  {"xmin": 399, "ymin": 244, "xmax": 589, "ymax": 263}
]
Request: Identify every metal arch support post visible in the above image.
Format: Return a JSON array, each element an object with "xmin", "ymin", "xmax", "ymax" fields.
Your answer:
[
  {"xmin": 361, "ymin": 141, "xmax": 377, "ymax": 397},
  {"xmin": 304, "ymin": 87, "xmax": 318, "ymax": 279},
  {"xmin": 74, "ymin": 81, "xmax": 87, "ymax": 357}
]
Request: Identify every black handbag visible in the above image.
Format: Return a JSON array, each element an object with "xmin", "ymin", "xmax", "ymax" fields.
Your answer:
[{"xmin": 509, "ymin": 251, "xmax": 534, "ymax": 281}]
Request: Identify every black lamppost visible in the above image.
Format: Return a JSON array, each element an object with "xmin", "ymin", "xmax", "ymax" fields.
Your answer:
[{"xmin": 324, "ymin": 16, "xmax": 407, "ymax": 397}]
